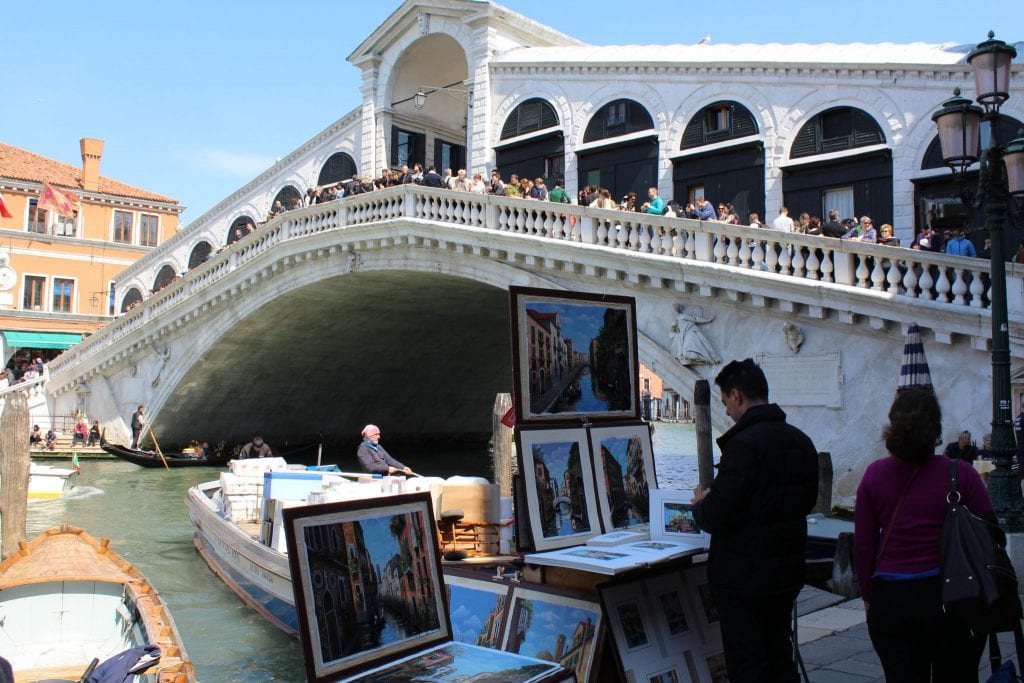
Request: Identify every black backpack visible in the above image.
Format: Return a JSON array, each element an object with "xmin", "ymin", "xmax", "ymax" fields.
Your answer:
[{"xmin": 940, "ymin": 459, "xmax": 1022, "ymax": 635}]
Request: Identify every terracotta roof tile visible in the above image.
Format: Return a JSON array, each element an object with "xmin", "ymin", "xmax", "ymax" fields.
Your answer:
[{"xmin": 0, "ymin": 140, "xmax": 178, "ymax": 205}]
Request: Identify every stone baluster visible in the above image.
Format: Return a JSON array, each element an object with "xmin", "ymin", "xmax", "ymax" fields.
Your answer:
[
  {"xmin": 806, "ymin": 248, "xmax": 821, "ymax": 280},
  {"xmin": 918, "ymin": 263, "xmax": 934, "ymax": 300},
  {"xmin": 951, "ymin": 269, "xmax": 969, "ymax": 306},
  {"xmin": 650, "ymin": 227, "xmax": 663, "ymax": 255},
  {"xmin": 684, "ymin": 231, "xmax": 695, "ymax": 258},
  {"xmin": 886, "ymin": 260, "xmax": 903, "ymax": 294},
  {"xmin": 764, "ymin": 242, "xmax": 779, "ymax": 273},
  {"xmin": 870, "ymin": 258, "xmax": 886, "ymax": 291},
  {"xmin": 778, "ymin": 244, "xmax": 792, "ymax": 276},
  {"xmin": 638, "ymin": 225, "xmax": 651, "ymax": 253},
  {"xmin": 750, "ymin": 240, "xmax": 764, "ymax": 270},
  {"xmin": 970, "ymin": 270, "xmax": 986, "ymax": 308},
  {"xmin": 713, "ymin": 235, "xmax": 727, "ymax": 264},
  {"xmin": 616, "ymin": 223, "xmax": 629, "ymax": 250},
  {"xmin": 515, "ymin": 208, "xmax": 526, "ymax": 234},
  {"xmin": 934, "ymin": 267, "xmax": 951, "ymax": 303},
  {"xmin": 725, "ymin": 237, "xmax": 739, "ymax": 265},
  {"xmin": 792, "ymin": 246, "xmax": 806, "ymax": 278},
  {"xmin": 674, "ymin": 230, "xmax": 686, "ymax": 257},
  {"xmin": 551, "ymin": 214, "xmax": 564, "ymax": 240},
  {"xmin": 596, "ymin": 220, "xmax": 608, "ymax": 245},
  {"xmin": 854, "ymin": 256, "xmax": 870, "ymax": 288}
]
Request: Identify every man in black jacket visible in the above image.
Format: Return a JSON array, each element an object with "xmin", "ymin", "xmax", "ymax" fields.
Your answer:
[{"xmin": 693, "ymin": 359, "xmax": 819, "ymax": 683}]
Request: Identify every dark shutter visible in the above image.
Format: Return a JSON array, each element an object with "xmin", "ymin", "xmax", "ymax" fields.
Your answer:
[
  {"xmin": 390, "ymin": 126, "xmax": 400, "ymax": 167},
  {"xmin": 413, "ymin": 132, "xmax": 426, "ymax": 167}
]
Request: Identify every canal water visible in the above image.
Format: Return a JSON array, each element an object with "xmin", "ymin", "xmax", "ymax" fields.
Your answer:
[{"xmin": 21, "ymin": 422, "xmax": 705, "ymax": 682}]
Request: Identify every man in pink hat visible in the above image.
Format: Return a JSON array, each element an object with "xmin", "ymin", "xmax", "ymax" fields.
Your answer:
[{"xmin": 357, "ymin": 424, "xmax": 412, "ymax": 475}]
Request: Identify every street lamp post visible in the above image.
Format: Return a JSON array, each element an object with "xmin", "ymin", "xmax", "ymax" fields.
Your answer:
[{"xmin": 932, "ymin": 31, "xmax": 1024, "ymax": 530}]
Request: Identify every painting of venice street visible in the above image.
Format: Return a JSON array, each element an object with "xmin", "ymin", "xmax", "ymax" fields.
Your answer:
[
  {"xmin": 300, "ymin": 510, "xmax": 440, "ymax": 664},
  {"xmin": 531, "ymin": 440, "xmax": 592, "ymax": 539},
  {"xmin": 525, "ymin": 302, "xmax": 633, "ymax": 417},
  {"xmin": 504, "ymin": 594, "xmax": 601, "ymax": 681},
  {"xmin": 597, "ymin": 434, "xmax": 650, "ymax": 528}
]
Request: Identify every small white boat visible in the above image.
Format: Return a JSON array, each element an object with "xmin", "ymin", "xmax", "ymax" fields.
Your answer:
[
  {"xmin": 27, "ymin": 462, "xmax": 78, "ymax": 499},
  {"xmin": 0, "ymin": 524, "xmax": 196, "ymax": 682}
]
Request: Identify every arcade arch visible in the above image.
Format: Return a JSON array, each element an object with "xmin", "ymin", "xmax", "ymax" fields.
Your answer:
[
  {"xmin": 227, "ymin": 216, "xmax": 256, "ymax": 244},
  {"xmin": 496, "ymin": 98, "xmax": 564, "ymax": 186},
  {"xmin": 120, "ymin": 287, "xmax": 143, "ymax": 313},
  {"xmin": 188, "ymin": 241, "xmax": 214, "ymax": 269},
  {"xmin": 579, "ymin": 99, "xmax": 657, "ymax": 200},
  {"xmin": 152, "ymin": 264, "xmax": 177, "ymax": 293}
]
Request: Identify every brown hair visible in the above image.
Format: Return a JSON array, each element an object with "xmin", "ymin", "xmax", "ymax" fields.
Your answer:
[{"xmin": 882, "ymin": 387, "xmax": 942, "ymax": 462}]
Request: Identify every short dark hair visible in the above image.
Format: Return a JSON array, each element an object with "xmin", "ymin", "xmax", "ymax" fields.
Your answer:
[
  {"xmin": 883, "ymin": 387, "xmax": 942, "ymax": 462},
  {"xmin": 714, "ymin": 358, "xmax": 769, "ymax": 402}
]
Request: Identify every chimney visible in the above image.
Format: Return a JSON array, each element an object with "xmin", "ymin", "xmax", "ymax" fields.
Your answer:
[{"xmin": 80, "ymin": 138, "xmax": 104, "ymax": 191}]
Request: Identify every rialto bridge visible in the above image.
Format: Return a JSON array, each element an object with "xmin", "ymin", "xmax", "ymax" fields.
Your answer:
[{"xmin": 37, "ymin": 186, "xmax": 1021, "ymax": 504}]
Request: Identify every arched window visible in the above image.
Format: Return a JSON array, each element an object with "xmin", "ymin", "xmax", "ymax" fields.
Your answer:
[
  {"xmin": 188, "ymin": 241, "xmax": 213, "ymax": 269},
  {"xmin": 226, "ymin": 216, "xmax": 255, "ymax": 245},
  {"xmin": 790, "ymin": 107, "xmax": 884, "ymax": 159},
  {"xmin": 500, "ymin": 99, "xmax": 559, "ymax": 140},
  {"xmin": 317, "ymin": 153, "xmax": 357, "ymax": 186},
  {"xmin": 583, "ymin": 99, "xmax": 654, "ymax": 144},
  {"xmin": 272, "ymin": 185, "xmax": 302, "ymax": 213},
  {"xmin": 681, "ymin": 101, "xmax": 759, "ymax": 149},
  {"xmin": 921, "ymin": 115, "xmax": 1024, "ymax": 169},
  {"xmin": 152, "ymin": 264, "xmax": 177, "ymax": 293},
  {"xmin": 120, "ymin": 288, "xmax": 143, "ymax": 313}
]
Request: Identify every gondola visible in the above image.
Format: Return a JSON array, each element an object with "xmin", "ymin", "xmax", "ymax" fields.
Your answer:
[{"xmin": 100, "ymin": 436, "xmax": 229, "ymax": 468}]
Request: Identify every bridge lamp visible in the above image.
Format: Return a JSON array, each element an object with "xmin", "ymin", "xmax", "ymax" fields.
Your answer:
[{"xmin": 932, "ymin": 31, "xmax": 1024, "ymax": 530}]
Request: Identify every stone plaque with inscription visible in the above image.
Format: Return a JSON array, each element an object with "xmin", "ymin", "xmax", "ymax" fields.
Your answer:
[{"xmin": 755, "ymin": 352, "xmax": 842, "ymax": 408}]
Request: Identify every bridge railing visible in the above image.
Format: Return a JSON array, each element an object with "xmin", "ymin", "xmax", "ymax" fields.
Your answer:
[{"xmin": 49, "ymin": 185, "xmax": 1018, "ymax": 378}]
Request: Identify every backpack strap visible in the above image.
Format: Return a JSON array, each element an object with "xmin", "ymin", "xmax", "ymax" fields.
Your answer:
[
  {"xmin": 988, "ymin": 622, "xmax": 1024, "ymax": 675},
  {"xmin": 948, "ymin": 457, "xmax": 961, "ymax": 507}
]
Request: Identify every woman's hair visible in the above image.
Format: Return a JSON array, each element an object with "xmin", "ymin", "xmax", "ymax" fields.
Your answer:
[{"xmin": 883, "ymin": 387, "xmax": 942, "ymax": 461}]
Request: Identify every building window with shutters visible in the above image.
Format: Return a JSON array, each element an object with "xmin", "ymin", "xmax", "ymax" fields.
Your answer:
[
  {"xmin": 27, "ymin": 199, "xmax": 47, "ymax": 234},
  {"xmin": 545, "ymin": 154, "xmax": 564, "ymax": 182},
  {"xmin": 114, "ymin": 210, "xmax": 133, "ymax": 243},
  {"xmin": 55, "ymin": 210, "xmax": 77, "ymax": 237},
  {"xmin": 708, "ymin": 105, "xmax": 731, "ymax": 132},
  {"xmin": 23, "ymin": 275, "xmax": 45, "ymax": 311},
  {"xmin": 53, "ymin": 278, "xmax": 74, "ymax": 313},
  {"xmin": 140, "ymin": 214, "xmax": 159, "ymax": 246}
]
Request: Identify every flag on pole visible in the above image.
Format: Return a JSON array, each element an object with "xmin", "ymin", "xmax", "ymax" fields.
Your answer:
[
  {"xmin": 38, "ymin": 183, "xmax": 75, "ymax": 218},
  {"xmin": 72, "ymin": 453, "xmax": 81, "ymax": 473},
  {"xmin": 0, "ymin": 191, "xmax": 12, "ymax": 219}
]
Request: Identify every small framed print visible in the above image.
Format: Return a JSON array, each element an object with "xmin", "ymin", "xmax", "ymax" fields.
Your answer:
[
  {"xmin": 283, "ymin": 493, "xmax": 449, "ymax": 682},
  {"xmin": 644, "ymin": 653, "xmax": 706, "ymax": 683},
  {"xmin": 518, "ymin": 426, "xmax": 601, "ymax": 550},
  {"xmin": 645, "ymin": 573, "xmax": 695, "ymax": 643},
  {"xmin": 589, "ymin": 423, "xmax": 656, "ymax": 531},
  {"xmin": 500, "ymin": 585, "xmax": 604, "ymax": 682},
  {"xmin": 509, "ymin": 286, "xmax": 640, "ymax": 425},
  {"xmin": 685, "ymin": 565, "xmax": 722, "ymax": 648},
  {"xmin": 703, "ymin": 650, "xmax": 729, "ymax": 683},
  {"xmin": 351, "ymin": 641, "xmax": 565, "ymax": 682},
  {"xmin": 615, "ymin": 600, "xmax": 652, "ymax": 652},
  {"xmin": 650, "ymin": 488, "xmax": 710, "ymax": 545},
  {"xmin": 443, "ymin": 570, "xmax": 513, "ymax": 649}
]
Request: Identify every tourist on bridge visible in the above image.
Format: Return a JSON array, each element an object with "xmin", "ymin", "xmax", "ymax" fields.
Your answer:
[
  {"xmin": 357, "ymin": 424, "xmax": 412, "ymax": 476},
  {"xmin": 239, "ymin": 436, "xmax": 272, "ymax": 459},
  {"xmin": 855, "ymin": 388, "xmax": 994, "ymax": 680},
  {"xmin": 130, "ymin": 405, "xmax": 146, "ymax": 449},
  {"xmin": 641, "ymin": 187, "xmax": 665, "ymax": 215},
  {"xmin": 691, "ymin": 359, "xmax": 818, "ymax": 683}
]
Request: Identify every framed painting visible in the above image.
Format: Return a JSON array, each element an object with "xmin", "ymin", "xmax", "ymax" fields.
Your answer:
[
  {"xmin": 518, "ymin": 426, "xmax": 601, "ymax": 550},
  {"xmin": 350, "ymin": 641, "xmax": 566, "ymax": 682},
  {"xmin": 589, "ymin": 423, "xmax": 656, "ymax": 531},
  {"xmin": 443, "ymin": 569, "xmax": 513, "ymax": 649},
  {"xmin": 283, "ymin": 493, "xmax": 449, "ymax": 682},
  {"xmin": 685, "ymin": 565, "xmax": 722, "ymax": 647},
  {"xmin": 500, "ymin": 585, "xmax": 604, "ymax": 682},
  {"xmin": 599, "ymin": 579, "xmax": 660, "ymax": 678},
  {"xmin": 509, "ymin": 286, "xmax": 639, "ymax": 424},
  {"xmin": 650, "ymin": 489, "xmax": 710, "ymax": 545}
]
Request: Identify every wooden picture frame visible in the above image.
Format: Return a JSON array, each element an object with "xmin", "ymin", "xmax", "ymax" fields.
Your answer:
[
  {"xmin": 283, "ymin": 493, "xmax": 449, "ymax": 682},
  {"xmin": 649, "ymin": 489, "xmax": 710, "ymax": 545},
  {"xmin": 589, "ymin": 422, "xmax": 656, "ymax": 532},
  {"xmin": 509, "ymin": 286, "xmax": 639, "ymax": 425},
  {"xmin": 351, "ymin": 641, "xmax": 567, "ymax": 682},
  {"xmin": 501, "ymin": 585, "xmax": 605, "ymax": 683},
  {"xmin": 443, "ymin": 569, "xmax": 513, "ymax": 650},
  {"xmin": 518, "ymin": 426, "xmax": 601, "ymax": 550}
]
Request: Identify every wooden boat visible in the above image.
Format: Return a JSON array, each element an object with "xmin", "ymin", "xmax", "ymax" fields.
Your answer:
[
  {"xmin": 100, "ymin": 437, "xmax": 229, "ymax": 468},
  {"xmin": 0, "ymin": 524, "xmax": 196, "ymax": 682}
]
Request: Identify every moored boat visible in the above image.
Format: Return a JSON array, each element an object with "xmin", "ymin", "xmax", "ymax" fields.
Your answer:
[
  {"xmin": 101, "ymin": 437, "xmax": 229, "ymax": 468},
  {"xmin": 0, "ymin": 524, "xmax": 196, "ymax": 682},
  {"xmin": 0, "ymin": 463, "xmax": 78, "ymax": 499}
]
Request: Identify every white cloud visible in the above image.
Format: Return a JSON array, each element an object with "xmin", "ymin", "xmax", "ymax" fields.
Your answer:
[{"xmin": 172, "ymin": 147, "xmax": 274, "ymax": 178}]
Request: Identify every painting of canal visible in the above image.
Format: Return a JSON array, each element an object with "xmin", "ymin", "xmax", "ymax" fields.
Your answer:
[
  {"xmin": 590, "ymin": 424, "xmax": 656, "ymax": 530},
  {"xmin": 284, "ymin": 496, "xmax": 448, "ymax": 679},
  {"xmin": 501, "ymin": 586, "xmax": 604, "ymax": 682},
  {"xmin": 511, "ymin": 287, "xmax": 638, "ymax": 424},
  {"xmin": 518, "ymin": 427, "xmax": 601, "ymax": 550},
  {"xmin": 355, "ymin": 641, "xmax": 562, "ymax": 682},
  {"xmin": 444, "ymin": 572, "xmax": 511, "ymax": 649}
]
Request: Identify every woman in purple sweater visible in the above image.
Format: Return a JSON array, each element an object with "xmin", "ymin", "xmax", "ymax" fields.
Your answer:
[{"xmin": 854, "ymin": 387, "xmax": 995, "ymax": 681}]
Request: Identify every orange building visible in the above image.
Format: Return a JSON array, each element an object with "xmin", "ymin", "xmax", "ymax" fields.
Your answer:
[{"xmin": 0, "ymin": 138, "xmax": 182, "ymax": 376}]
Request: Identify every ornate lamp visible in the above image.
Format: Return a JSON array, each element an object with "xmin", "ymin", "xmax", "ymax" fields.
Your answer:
[
  {"xmin": 967, "ymin": 31, "xmax": 1017, "ymax": 115},
  {"xmin": 931, "ymin": 88, "xmax": 982, "ymax": 178}
]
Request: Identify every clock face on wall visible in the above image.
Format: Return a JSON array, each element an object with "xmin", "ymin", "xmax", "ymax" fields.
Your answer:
[{"xmin": 0, "ymin": 265, "xmax": 16, "ymax": 291}]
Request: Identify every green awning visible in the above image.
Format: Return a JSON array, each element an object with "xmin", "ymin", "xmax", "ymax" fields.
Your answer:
[{"xmin": 2, "ymin": 330, "xmax": 82, "ymax": 350}]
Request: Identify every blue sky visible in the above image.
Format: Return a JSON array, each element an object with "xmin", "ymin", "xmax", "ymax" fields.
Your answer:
[{"xmin": 2, "ymin": 0, "xmax": 1020, "ymax": 225}]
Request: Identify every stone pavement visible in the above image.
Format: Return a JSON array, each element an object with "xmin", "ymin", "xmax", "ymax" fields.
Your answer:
[{"xmin": 795, "ymin": 587, "xmax": 1020, "ymax": 681}]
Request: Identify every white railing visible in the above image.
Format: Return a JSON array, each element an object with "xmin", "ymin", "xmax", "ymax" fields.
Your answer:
[
  {"xmin": 0, "ymin": 366, "xmax": 50, "ymax": 417},
  {"xmin": 50, "ymin": 185, "xmax": 1017, "ymax": 378}
]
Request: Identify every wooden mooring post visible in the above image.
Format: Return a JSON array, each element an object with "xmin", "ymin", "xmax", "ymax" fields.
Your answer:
[
  {"xmin": 1, "ymin": 390, "xmax": 31, "ymax": 560},
  {"xmin": 695, "ymin": 380, "xmax": 714, "ymax": 491},
  {"xmin": 491, "ymin": 393, "xmax": 516, "ymax": 498}
]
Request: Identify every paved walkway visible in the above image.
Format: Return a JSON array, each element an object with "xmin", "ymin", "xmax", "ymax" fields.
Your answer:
[{"xmin": 795, "ymin": 587, "xmax": 1019, "ymax": 681}]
